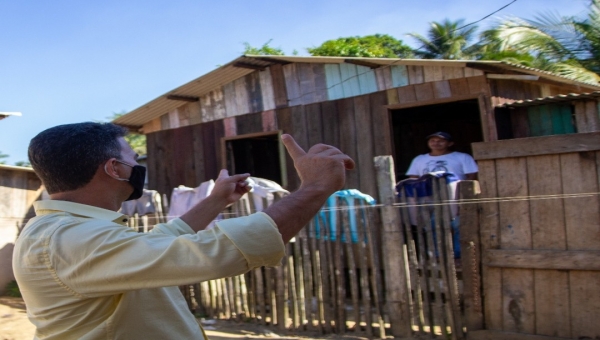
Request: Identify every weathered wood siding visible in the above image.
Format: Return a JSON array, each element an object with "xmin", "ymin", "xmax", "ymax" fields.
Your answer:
[
  {"xmin": 142, "ymin": 64, "xmax": 487, "ymax": 134},
  {"xmin": 471, "ymin": 132, "xmax": 600, "ymax": 340},
  {"xmin": 0, "ymin": 167, "xmax": 43, "ymax": 294},
  {"xmin": 146, "ymin": 90, "xmax": 393, "ymax": 200}
]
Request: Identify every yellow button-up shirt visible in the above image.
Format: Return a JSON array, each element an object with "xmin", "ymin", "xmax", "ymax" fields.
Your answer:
[{"xmin": 13, "ymin": 200, "xmax": 285, "ymax": 339}]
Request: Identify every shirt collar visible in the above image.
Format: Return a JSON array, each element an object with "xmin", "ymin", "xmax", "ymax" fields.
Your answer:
[{"xmin": 33, "ymin": 200, "xmax": 130, "ymax": 225}]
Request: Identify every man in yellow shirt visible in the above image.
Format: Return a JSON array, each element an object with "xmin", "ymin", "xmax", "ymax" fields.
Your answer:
[{"xmin": 13, "ymin": 122, "xmax": 354, "ymax": 339}]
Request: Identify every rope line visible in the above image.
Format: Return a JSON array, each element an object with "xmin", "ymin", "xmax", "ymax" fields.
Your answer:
[{"xmin": 3, "ymin": 190, "xmax": 598, "ymax": 222}]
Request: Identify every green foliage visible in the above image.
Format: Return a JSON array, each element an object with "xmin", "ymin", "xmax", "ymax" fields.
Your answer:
[
  {"xmin": 407, "ymin": 19, "xmax": 478, "ymax": 59},
  {"xmin": 4, "ymin": 280, "xmax": 21, "ymax": 297},
  {"xmin": 481, "ymin": 1, "xmax": 600, "ymax": 82},
  {"xmin": 307, "ymin": 34, "xmax": 413, "ymax": 58},
  {"xmin": 14, "ymin": 161, "xmax": 31, "ymax": 167},
  {"xmin": 242, "ymin": 39, "xmax": 285, "ymax": 56},
  {"xmin": 0, "ymin": 150, "xmax": 8, "ymax": 165},
  {"xmin": 107, "ymin": 112, "xmax": 147, "ymax": 156}
]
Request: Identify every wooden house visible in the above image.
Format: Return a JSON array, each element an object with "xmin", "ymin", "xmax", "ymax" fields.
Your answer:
[
  {"xmin": 114, "ymin": 56, "xmax": 600, "ymax": 339},
  {"xmin": 114, "ymin": 55, "xmax": 599, "ymax": 199}
]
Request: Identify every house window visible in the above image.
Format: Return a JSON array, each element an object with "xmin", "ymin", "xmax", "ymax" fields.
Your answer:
[
  {"xmin": 223, "ymin": 132, "xmax": 286, "ymax": 187},
  {"xmin": 526, "ymin": 103, "xmax": 575, "ymax": 136}
]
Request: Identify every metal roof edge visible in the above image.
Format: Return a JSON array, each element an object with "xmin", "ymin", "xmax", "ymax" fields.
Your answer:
[
  {"xmin": 498, "ymin": 91, "xmax": 600, "ymax": 108},
  {"xmin": 114, "ymin": 55, "xmax": 599, "ymax": 127},
  {"xmin": 0, "ymin": 164, "xmax": 35, "ymax": 172}
]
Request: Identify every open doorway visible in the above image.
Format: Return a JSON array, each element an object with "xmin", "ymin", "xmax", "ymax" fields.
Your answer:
[
  {"xmin": 222, "ymin": 132, "xmax": 286, "ymax": 187},
  {"xmin": 391, "ymin": 99, "xmax": 483, "ymax": 181}
]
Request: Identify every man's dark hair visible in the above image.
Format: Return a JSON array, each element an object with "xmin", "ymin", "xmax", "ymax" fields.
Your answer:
[{"xmin": 28, "ymin": 122, "xmax": 128, "ymax": 194}]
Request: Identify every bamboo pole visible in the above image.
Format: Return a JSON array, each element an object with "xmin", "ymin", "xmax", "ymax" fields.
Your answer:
[
  {"xmin": 287, "ymin": 243, "xmax": 300, "ymax": 329},
  {"xmin": 300, "ymin": 225, "xmax": 315, "ymax": 330},
  {"xmin": 341, "ymin": 199, "xmax": 361, "ymax": 332},
  {"xmin": 308, "ymin": 220, "xmax": 324, "ymax": 332},
  {"xmin": 276, "ymin": 256, "xmax": 288, "ymax": 330},
  {"xmin": 334, "ymin": 198, "xmax": 346, "ymax": 334},
  {"xmin": 438, "ymin": 177, "xmax": 464, "ymax": 340},
  {"xmin": 432, "ymin": 178, "xmax": 455, "ymax": 339},
  {"xmin": 293, "ymin": 231, "xmax": 306, "ymax": 328},
  {"xmin": 266, "ymin": 268, "xmax": 276, "ymax": 325},
  {"xmin": 357, "ymin": 202, "xmax": 373, "ymax": 336},
  {"xmin": 399, "ymin": 186, "xmax": 426, "ymax": 335},
  {"xmin": 419, "ymin": 198, "xmax": 446, "ymax": 337},
  {"xmin": 210, "ymin": 280, "xmax": 219, "ymax": 318},
  {"xmin": 365, "ymin": 207, "xmax": 387, "ymax": 339},
  {"xmin": 254, "ymin": 268, "xmax": 266, "ymax": 324},
  {"xmin": 316, "ymin": 214, "xmax": 333, "ymax": 333}
]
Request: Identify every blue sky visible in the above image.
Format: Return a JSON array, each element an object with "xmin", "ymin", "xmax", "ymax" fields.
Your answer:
[{"xmin": 0, "ymin": 0, "xmax": 590, "ymax": 164}]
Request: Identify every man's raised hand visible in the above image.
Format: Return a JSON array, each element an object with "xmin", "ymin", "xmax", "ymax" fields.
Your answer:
[
  {"xmin": 211, "ymin": 169, "xmax": 252, "ymax": 205},
  {"xmin": 280, "ymin": 134, "xmax": 355, "ymax": 194}
]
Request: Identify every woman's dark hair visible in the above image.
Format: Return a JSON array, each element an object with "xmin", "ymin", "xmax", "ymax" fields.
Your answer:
[{"xmin": 28, "ymin": 122, "xmax": 128, "ymax": 194}]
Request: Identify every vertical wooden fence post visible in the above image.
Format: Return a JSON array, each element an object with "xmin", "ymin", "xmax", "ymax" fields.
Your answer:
[
  {"xmin": 374, "ymin": 155, "xmax": 412, "ymax": 337},
  {"xmin": 458, "ymin": 181, "xmax": 484, "ymax": 332}
]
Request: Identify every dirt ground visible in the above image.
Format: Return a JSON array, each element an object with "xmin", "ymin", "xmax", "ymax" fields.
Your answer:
[{"xmin": 0, "ymin": 297, "xmax": 372, "ymax": 340}]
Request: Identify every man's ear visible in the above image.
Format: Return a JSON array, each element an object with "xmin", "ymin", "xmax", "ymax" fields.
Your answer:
[
  {"xmin": 103, "ymin": 158, "xmax": 119, "ymax": 177},
  {"xmin": 448, "ymin": 141, "xmax": 455, "ymax": 147}
]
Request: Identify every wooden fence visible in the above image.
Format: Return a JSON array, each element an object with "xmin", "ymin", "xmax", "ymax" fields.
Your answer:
[
  {"xmin": 127, "ymin": 159, "xmax": 472, "ymax": 339},
  {"xmin": 468, "ymin": 132, "xmax": 600, "ymax": 340}
]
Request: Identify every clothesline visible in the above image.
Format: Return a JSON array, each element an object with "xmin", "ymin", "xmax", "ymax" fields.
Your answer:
[{"xmin": 3, "ymin": 191, "xmax": 599, "ymax": 222}]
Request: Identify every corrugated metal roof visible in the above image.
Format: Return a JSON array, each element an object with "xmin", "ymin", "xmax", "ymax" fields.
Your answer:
[
  {"xmin": 114, "ymin": 55, "xmax": 600, "ymax": 128},
  {"xmin": 498, "ymin": 91, "xmax": 600, "ymax": 108}
]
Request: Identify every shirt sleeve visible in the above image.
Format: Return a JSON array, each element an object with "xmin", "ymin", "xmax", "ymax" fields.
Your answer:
[
  {"xmin": 406, "ymin": 155, "xmax": 423, "ymax": 176},
  {"xmin": 462, "ymin": 154, "xmax": 479, "ymax": 174},
  {"xmin": 51, "ymin": 212, "xmax": 285, "ymax": 297}
]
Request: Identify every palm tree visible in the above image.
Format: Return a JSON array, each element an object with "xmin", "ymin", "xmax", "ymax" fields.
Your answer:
[
  {"xmin": 407, "ymin": 19, "xmax": 479, "ymax": 59},
  {"xmin": 481, "ymin": 0, "xmax": 600, "ymax": 83}
]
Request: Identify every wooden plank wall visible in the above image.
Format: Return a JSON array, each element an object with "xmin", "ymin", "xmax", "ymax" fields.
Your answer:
[
  {"xmin": 0, "ymin": 168, "xmax": 43, "ymax": 294},
  {"xmin": 472, "ymin": 132, "xmax": 600, "ymax": 339},
  {"xmin": 0, "ymin": 168, "xmax": 42, "ymax": 224},
  {"xmin": 143, "ymin": 63, "xmax": 487, "ymax": 134},
  {"xmin": 147, "ymin": 90, "xmax": 394, "ymax": 200}
]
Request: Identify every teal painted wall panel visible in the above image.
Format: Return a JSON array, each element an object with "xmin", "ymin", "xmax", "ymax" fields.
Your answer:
[
  {"xmin": 324, "ymin": 64, "xmax": 345, "ymax": 100},
  {"xmin": 559, "ymin": 105, "xmax": 575, "ymax": 134},
  {"xmin": 339, "ymin": 63, "xmax": 361, "ymax": 98},
  {"xmin": 356, "ymin": 65, "xmax": 378, "ymax": 94},
  {"xmin": 538, "ymin": 105, "xmax": 554, "ymax": 135},
  {"xmin": 527, "ymin": 106, "xmax": 543, "ymax": 136},
  {"xmin": 390, "ymin": 65, "xmax": 409, "ymax": 88}
]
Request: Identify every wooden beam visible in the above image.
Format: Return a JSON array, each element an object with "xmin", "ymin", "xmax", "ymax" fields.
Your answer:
[
  {"xmin": 472, "ymin": 131, "xmax": 600, "ymax": 160},
  {"xmin": 233, "ymin": 61, "xmax": 266, "ymax": 71},
  {"xmin": 256, "ymin": 57, "xmax": 291, "ymax": 65},
  {"xmin": 468, "ymin": 330, "xmax": 572, "ymax": 340},
  {"xmin": 484, "ymin": 249, "xmax": 600, "ymax": 270},
  {"xmin": 166, "ymin": 94, "xmax": 199, "ymax": 102},
  {"xmin": 114, "ymin": 123, "xmax": 143, "ymax": 133},
  {"xmin": 486, "ymin": 74, "xmax": 539, "ymax": 81},
  {"xmin": 344, "ymin": 59, "xmax": 381, "ymax": 69}
]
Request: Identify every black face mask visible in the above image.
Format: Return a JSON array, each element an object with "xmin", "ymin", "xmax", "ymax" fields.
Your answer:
[{"xmin": 110, "ymin": 160, "xmax": 147, "ymax": 201}]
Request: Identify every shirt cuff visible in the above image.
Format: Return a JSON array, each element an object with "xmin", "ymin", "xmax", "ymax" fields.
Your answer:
[{"xmin": 215, "ymin": 212, "xmax": 285, "ymax": 268}]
